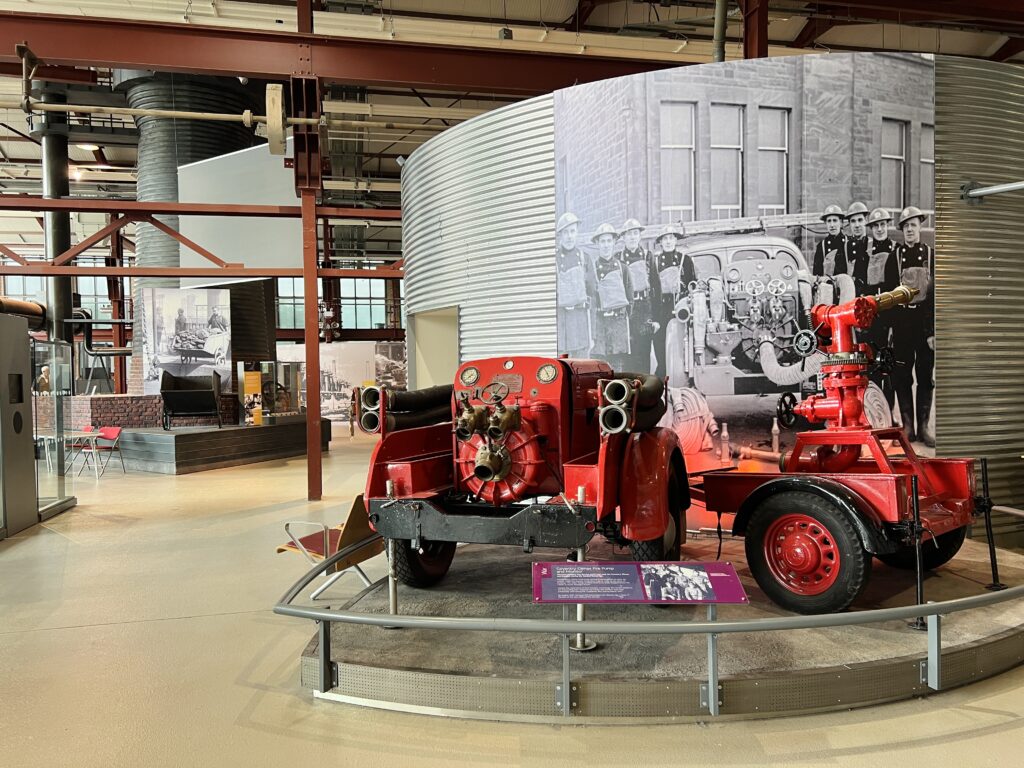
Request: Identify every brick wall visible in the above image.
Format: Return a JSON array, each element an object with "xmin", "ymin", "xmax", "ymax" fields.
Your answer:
[{"xmin": 33, "ymin": 392, "xmax": 239, "ymax": 431}]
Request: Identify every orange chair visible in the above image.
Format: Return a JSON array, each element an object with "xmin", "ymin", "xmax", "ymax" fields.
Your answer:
[{"xmin": 78, "ymin": 426, "xmax": 126, "ymax": 477}]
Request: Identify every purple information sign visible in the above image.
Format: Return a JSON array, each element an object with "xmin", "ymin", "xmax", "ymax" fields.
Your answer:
[{"xmin": 532, "ymin": 561, "xmax": 748, "ymax": 605}]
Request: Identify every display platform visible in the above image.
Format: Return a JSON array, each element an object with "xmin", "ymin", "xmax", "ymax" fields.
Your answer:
[
  {"xmin": 119, "ymin": 419, "xmax": 331, "ymax": 474},
  {"xmin": 299, "ymin": 537, "xmax": 1024, "ymax": 722}
]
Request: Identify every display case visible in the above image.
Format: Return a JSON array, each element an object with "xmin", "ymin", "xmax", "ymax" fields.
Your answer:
[{"xmin": 31, "ymin": 339, "xmax": 77, "ymax": 519}]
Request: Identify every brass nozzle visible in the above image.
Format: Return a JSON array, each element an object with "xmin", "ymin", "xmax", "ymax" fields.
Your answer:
[{"xmin": 875, "ymin": 284, "xmax": 919, "ymax": 311}]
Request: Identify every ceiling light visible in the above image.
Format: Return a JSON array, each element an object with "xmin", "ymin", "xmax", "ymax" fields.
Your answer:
[
  {"xmin": 499, "ymin": 27, "xmax": 513, "ymax": 41},
  {"xmin": 76, "ymin": 144, "xmax": 100, "ymax": 152},
  {"xmin": 71, "ymin": 168, "xmax": 83, "ymax": 181}
]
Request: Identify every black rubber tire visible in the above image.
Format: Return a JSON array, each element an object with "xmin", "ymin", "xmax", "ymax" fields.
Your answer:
[
  {"xmin": 391, "ymin": 539, "xmax": 456, "ymax": 587},
  {"xmin": 876, "ymin": 526, "xmax": 968, "ymax": 571},
  {"xmin": 628, "ymin": 469, "xmax": 684, "ymax": 562},
  {"xmin": 745, "ymin": 491, "xmax": 872, "ymax": 614}
]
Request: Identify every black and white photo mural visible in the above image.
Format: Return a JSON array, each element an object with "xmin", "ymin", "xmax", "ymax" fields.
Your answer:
[{"xmin": 553, "ymin": 52, "xmax": 936, "ymax": 457}]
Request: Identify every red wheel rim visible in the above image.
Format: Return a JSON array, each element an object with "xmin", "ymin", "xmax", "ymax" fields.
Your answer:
[{"xmin": 763, "ymin": 513, "xmax": 841, "ymax": 596}]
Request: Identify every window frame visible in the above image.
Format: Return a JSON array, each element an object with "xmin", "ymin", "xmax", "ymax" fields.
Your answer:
[
  {"xmin": 757, "ymin": 107, "xmax": 789, "ymax": 217},
  {"xmin": 658, "ymin": 100, "xmax": 697, "ymax": 223},
  {"xmin": 710, "ymin": 103, "xmax": 746, "ymax": 220}
]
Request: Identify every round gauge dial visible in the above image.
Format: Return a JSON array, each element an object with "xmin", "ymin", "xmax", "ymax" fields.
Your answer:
[
  {"xmin": 503, "ymin": 360, "xmax": 515, "ymax": 370},
  {"xmin": 727, "ymin": 268, "xmax": 741, "ymax": 281},
  {"xmin": 781, "ymin": 264, "xmax": 795, "ymax": 278},
  {"xmin": 459, "ymin": 366, "xmax": 479, "ymax": 386},
  {"xmin": 537, "ymin": 363, "xmax": 559, "ymax": 383}
]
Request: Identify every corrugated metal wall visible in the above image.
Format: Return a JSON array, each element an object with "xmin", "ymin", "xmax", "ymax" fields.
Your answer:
[
  {"xmin": 935, "ymin": 57, "xmax": 1024, "ymax": 523},
  {"xmin": 402, "ymin": 95, "xmax": 557, "ymax": 362}
]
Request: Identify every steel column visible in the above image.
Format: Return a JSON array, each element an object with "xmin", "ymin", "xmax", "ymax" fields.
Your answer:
[
  {"xmin": 302, "ymin": 190, "xmax": 323, "ymax": 501},
  {"xmin": 39, "ymin": 87, "xmax": 73, "ymax": 343},
  {"xmin": 106, "ymin": 228, "xmax": 128, "ymax": 393}
]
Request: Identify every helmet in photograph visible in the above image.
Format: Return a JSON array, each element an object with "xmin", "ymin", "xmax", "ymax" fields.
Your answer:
[
  {"xmin": 618, "ymin": 218, "xmax": 644, "ymax": 237},
  {"xmin": 866, "ymin": 207, "xmax": 892, "ymax": 226},
  {"xmin": 556, "ymin": 212, "xmax": 581, "ymax": 233},
  {"xmin": 820, "ymin": 205, "xmax": 844, "ymax": 221},
  {"xmin": 845, "ymin": 201, "xmax": 869, "ymax": 218},
  {"xmin": 656, "ymin": 223, "xmax": 684, "ymax": 243},
  {"xmin": 898, "ymin": 206, "xmax": 927, "ymax": 228},
  {"xmin": 592, "ymin": 223, "xmax": 618, "ymax": 243}
]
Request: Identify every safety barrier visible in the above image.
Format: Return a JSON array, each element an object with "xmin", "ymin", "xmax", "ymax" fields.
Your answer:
[{"xmin": 275, "ymin": 534, "xmax": 1024, "ymax": 721}]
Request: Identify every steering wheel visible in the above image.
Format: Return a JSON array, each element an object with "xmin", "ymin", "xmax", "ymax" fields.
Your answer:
[
  {"xmin": 480, "ymin": 381, "xmax": 510, "ymax": 404},
  {"xmin": 777, "ymin": 391, "xmax": 799, "ymax": 429},
  {"xmin": 745, "ymin": 278, "xmax": 766, "ymax": 296}
]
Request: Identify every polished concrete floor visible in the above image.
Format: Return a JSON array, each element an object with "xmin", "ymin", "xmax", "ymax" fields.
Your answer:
[{"xmin": 1, "ymin": 436, "xmax": 1023, "ymax": 767}]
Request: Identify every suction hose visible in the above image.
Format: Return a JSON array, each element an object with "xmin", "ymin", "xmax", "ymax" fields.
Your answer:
[
  {"xmin": 389, "ymin": 384, "xmax": 453, "ymax": 411},
  {"xmin": 759, "ymin": 340, "xmax": 823, "ymax": 386},
  {"xmin": 385, "ymin": 403, "xmax": 452, "ymax": 432},
  {"xmin": 612, "ymin": 372, "xmax": 665, "ymax": 409}
]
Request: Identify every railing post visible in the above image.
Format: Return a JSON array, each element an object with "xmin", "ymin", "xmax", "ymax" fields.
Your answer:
[
  {"xmin": 702, "ymin": 604, "xmax": 720, "ymax": 716},
  {"xmin": 317, "ymin": 619, "xmax": 333, "ymax": 694},
  {"xmin": 926, "ymin": 608, "xmax": 942, "ymax": 691},
  {"xmin": 557, "ymin": 604, "xmax": 573, "ymax": 717}
]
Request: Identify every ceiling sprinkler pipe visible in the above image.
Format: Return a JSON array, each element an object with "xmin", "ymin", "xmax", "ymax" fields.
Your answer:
[
  {"xmin": 360, "ymin": 386, "xmax": 382, "ymax": 411},
  {"xmin": 712, "ymin": 0, "xmax": 728, "ymax": 63},
  {"xmin": 599, "ymin": 404, "xmax": 630, "ymax": 435}
]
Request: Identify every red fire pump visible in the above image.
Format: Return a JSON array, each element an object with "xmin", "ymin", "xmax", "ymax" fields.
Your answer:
[
  {"xmin": 354, "ymin": 357, "xmax": 688, "ymax": 587},
  {"xmin": 698, "ymin": 286, "xmax": 978, "ymax": 613}
]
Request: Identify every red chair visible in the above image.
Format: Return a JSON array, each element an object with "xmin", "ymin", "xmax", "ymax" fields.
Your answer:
[{"xmin": 78, "ymin": 426, "xmax": 126, "ymax": 477}]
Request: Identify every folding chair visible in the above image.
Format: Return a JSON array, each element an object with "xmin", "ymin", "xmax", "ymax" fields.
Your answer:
[{"xmin": 78, "ymin": 426, "xmax": 126, "ymax": 477}]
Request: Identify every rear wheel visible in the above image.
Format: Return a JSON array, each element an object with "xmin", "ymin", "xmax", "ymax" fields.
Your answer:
[
  {"xmin": 745, "ymin": 491, "xmax": 872, "ymax": 614},
  {"xmin": 628, "ymin": 468, "xmax": 684, "ymax": 562},
  {"xmin": 876, "ymin": 525, "xmax": 968, "ymax": 571},
  {"xmin": 390, "ymin": 539, "xmax": 456, "ymax": 587}
]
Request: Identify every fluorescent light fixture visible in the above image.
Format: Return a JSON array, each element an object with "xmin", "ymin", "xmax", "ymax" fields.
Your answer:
[{"xmin": 76, "ymin": 144, "xmax": 100, "ymax": 152}]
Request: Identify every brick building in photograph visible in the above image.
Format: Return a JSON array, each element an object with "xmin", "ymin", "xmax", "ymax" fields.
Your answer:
[{"xmin": 554, "ymin": 52, "xmax": 934, "ymax": 255}]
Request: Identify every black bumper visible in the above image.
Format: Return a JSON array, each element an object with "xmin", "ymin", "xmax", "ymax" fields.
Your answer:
[{"xmin": 367, "ymin": 498, "xmax": 599, "ymax": 551}]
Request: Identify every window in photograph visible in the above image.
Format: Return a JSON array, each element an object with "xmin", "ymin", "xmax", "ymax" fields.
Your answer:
[
  {"xmin": 881, "ymin": 118, "xmax": 907, "ymax": 214},
  {"xmin": 758, "ymin": 107, "xmax": 789, "ymax": 216},
  {"xmin": 711, "ymin": 104, "xmax": 745, "ymax": 220},
  {"xmin": 920, "ymin": 124, "xmax": 935, "ymax": 222},
  {"xmin": 658, "ymin": 101, "xmax": 696, "ymax": 223}
]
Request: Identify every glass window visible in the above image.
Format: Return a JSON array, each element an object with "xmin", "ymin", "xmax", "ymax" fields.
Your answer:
[
  {"xmin": 711, "ymin": 104, "xmax": 745, "ymax": 220},
  {"xmin": 658, "ymin": 101, "xmax": 696, "ymax": 223},
  {"xmin": 920, "ymin": 124, "xmax": 935, "ymax": 217},
  {"xmin": 758, "ymin": 108, "xmax": 789, "ymax": 216},
  {"xmin": 881, "ymin": 119, "xmax": 907, "ymax": 213}
]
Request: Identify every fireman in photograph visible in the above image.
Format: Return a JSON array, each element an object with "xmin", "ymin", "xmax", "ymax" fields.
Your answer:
[
  {"xmin": 555, "ymin": 212, "xmax": 593, "ymax": 357},
  {"xmin": 890, "ymin": 206, "xmax": 935, "ymax": 447},
  {"xmin": 589, "ymin": 223, "xmax": 632, "ymax": 371},
  {"xmin": 652, "ymin": 223, "xmax": 695, "ymax": 378},
  {"xmin": 859, "ymin": 207, "xmax": 901, "ymax": 410},
  {"xmin": 619, "ymin": 218, "xmax": 659, "ymax": 372},
  {"xmin": 813, "ymin": 205, "xmax": 849, "ymax": 277},
  {"xmin": 844, "ymin": 201, "xmax": 870, "ymax": 292}
]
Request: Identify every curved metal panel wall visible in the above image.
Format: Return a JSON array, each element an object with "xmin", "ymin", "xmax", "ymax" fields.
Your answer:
[
  {"xmin": 935, "ymin": 57, "xmax": 1024, "ymax": 518},
  {"xmin": 402, "ymin": 95, "xmax": 556, "ymax": 362}
]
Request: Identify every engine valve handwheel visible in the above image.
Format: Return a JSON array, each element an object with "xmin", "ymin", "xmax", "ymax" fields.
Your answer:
[
  {"xmin": 480, "ymin": 381, "xmax": 510, "ymax": 404},
  {"xmin": 777, "ymin": 391, "xmax": 798, "ymax": 429},
  {"xmin": 871, "ymin": 345, "xmax": 897, "ymax": 376},
  {"xmin": 767, "ymin": 278, "xmax": 787, "ymax": 296},
  {"xmin": 763, "ymin": 513, "xmax": 841, "ymax": 596},
  {"xmin": 791, "ymin": 329, "xmax": 819, "ymax": 358},
  {"xmin": 745, "ymin": 278, "xmax": 767, "ymax": 296}
]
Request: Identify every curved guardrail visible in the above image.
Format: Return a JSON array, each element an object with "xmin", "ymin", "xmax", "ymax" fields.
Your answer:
[{"xmin": 274, "ymin": 534, "xmax": 1024, "ymax": 718}]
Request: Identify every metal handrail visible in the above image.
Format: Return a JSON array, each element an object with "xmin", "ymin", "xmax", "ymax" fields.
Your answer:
[
  {"xmin": 273, "ymin": 533, "xmax": 1024, "ymax": 716},
  {"xmin": 275, "ymin": 533, "xmax": 1024, "ymax": 635}
]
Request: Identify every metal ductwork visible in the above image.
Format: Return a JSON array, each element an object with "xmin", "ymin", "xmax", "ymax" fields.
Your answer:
[{"xmin": 115, "ymin": 72, "xmax": 258, "ymax": 284}]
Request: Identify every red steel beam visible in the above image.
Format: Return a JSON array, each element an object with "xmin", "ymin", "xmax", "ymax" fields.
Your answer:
[
  {"xmin": 0, "ymin": 62, "xmax": 98, "ymax": 84},
  {"xmin": 992, "ymin": 38, "xmax": 1024, "ymax": 62},
  {"xmin": 0, "ymin": 12, "xmax": 671, "ymax": 96},
  {"xmin": 51, "ymin": 214, "xmax": 133, "ymax": 266},
  {"xmin": 141, "ymin": 215, "xmax": 243, "ymax": 269},
  {"xmin": 0, "ymin": 243, "xmax": 29, "ymax": 266},
  {"xmin": 301, "ymin": 190, "xmax": 323, "ymax": 502},
  {"xmin": 0, "ymin": 266, "xmax": 402, "ymax": 278},
  {"xmin": 740, "ymin": 0, "xmax": 770, "ymax": 60},
  {"xmin": 0, "ymin": 197, "xmax": 402, "ymax": 219}
]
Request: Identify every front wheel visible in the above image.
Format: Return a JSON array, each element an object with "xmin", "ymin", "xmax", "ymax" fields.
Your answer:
[
  {"xmin": 390, "ymin": 539, "xmax": 456, "ymax": 587},
  {"xmin": 876, "ymin": 526, "xmax": 967, "ymax": 571},
  {"xmin": 628, "ymin": 468, "xmax": 684, "ymax": 562},
  {"xmin": 745, "ymin": 491, "xmax": 872, "ymax": 614}
]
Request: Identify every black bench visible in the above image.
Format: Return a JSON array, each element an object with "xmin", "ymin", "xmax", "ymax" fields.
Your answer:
[{"xmin": 160, "ymin": 371, "xmax": 223, "ymax": 430}]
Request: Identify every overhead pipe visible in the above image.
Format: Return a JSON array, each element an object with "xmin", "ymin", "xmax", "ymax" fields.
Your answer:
[
  {"xmin": 0, "ymin": 297, "xmax": 46, "ymax": 331},
  {"xmin": 712, "ymin": 0, "xmax": 729, "ymax": 63}
]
